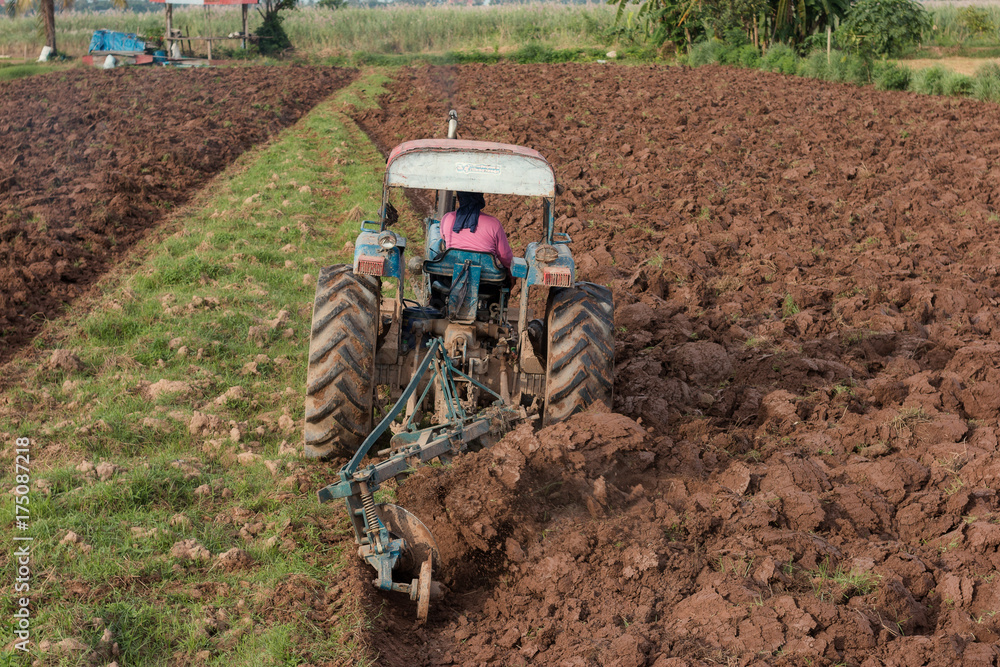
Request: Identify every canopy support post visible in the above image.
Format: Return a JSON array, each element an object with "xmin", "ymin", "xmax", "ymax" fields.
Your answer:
[{"xmin": 242, "ymin": 4, "xmax": 249, "ymax": 50}]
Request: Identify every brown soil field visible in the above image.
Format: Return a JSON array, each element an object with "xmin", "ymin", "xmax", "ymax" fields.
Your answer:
[
  {"xmin": 348, "ymin": 63, "xmax": 1000, "ymax": 666},
  {"xmin": 0, "ymin": 65, "xmax": 354, "ymax": 363}
]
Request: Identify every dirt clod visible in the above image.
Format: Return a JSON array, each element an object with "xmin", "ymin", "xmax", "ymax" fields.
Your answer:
[
  {"xmin": 216, "ymin": 548, "xmax": 252, "ymax": 572},
  {"xmin": 170, "ymin": 539, "xmax": 211, "ymax": 562},
  {"xmin": 146, "ymin": 380, "xmax": 193, "ymax": 400},
  {"xmin": 47, "ymin": 350, "xmax": 84, "ymax": 372}
]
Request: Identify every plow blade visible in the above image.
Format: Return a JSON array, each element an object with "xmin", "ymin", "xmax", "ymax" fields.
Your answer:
[{"xmin": 318, "ymin": 338, "xmax": 522, "ymax": 621}]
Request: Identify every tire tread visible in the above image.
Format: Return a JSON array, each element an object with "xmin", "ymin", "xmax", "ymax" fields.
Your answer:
[
  {"xmin": 543, "ymin": 282, "xmax": 615, "ymax": 426},
  {"xmin": 303, "ymin": 265, "xmax": 379, "ymax": 458}
]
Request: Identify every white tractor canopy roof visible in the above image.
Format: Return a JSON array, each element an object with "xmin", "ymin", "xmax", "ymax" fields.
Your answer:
[{"xmin": 385, "ymin": 139, "xmax": 556, "ymax": 197}]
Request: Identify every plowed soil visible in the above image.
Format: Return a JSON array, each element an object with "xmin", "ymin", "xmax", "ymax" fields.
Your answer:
[
  {"xmin": 0, "ymin": 65, "xmax": 354, "ymax": 362},
  {"xmin": 348, "ymin": 64, "xmax": 1000, "ymax": 666}
]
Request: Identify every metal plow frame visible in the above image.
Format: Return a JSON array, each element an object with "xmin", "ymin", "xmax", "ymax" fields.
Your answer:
[{"xmin": 317, "ymin": 337, "xmax": 523, "ymax": 620}]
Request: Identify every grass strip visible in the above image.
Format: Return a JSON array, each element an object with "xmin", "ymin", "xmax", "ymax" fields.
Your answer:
[
  {"xmin": 0, "ymin": 61, "xmax": 74, "ymax": 80},
  {"xmin": 0, "ymin": 66, "xmax": 413, "ymax": 666}
]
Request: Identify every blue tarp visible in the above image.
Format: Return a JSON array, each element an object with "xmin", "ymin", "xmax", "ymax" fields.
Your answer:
[{"xmin": 88, "ymin": 30, "xmax": 146, "ymax": 53}]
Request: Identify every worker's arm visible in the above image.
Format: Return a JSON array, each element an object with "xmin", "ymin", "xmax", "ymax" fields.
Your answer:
[{"xmin": 495, "ymin": 224, "xmax": 514, "ymax": 270}]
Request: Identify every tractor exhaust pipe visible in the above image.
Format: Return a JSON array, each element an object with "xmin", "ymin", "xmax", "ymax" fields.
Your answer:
[{"xmin": 436, "ymin": 110, "xmax": 459, "ymax": 221}]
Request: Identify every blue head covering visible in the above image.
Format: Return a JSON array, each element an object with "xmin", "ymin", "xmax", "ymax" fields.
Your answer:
[{"xmin": 452, "ymin": 191, "xmax": 486, "ymax": 234}]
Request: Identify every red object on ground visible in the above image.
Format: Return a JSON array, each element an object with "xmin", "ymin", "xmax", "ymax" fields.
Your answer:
[{"xmin": 81, "ymin": 53, "xmax": 154, "ymax": 67}]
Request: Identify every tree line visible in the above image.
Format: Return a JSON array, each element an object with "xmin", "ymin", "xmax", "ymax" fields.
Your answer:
[{"xmin": 609, "ymin": 0, "xmax": 931, "ymax": 59}]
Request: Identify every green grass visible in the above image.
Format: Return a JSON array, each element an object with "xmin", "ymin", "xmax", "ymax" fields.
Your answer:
[
  {"xmin": 0, "ymin": 61, "xmax": 73, "ymax": 80},
  {"xmin": 781, "ymin": 295, "xmax": 800, "ymax": 319},
  {"xmin": 0, "ymin": 68, "xmax": 406, "ymax": 665},
  {"xmin": 811, "ymin": 559, "xmax": 882, "ymax": 601}
]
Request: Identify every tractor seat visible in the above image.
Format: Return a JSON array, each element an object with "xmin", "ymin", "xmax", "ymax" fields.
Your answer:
[{"xmin": 423, "ymin": 248, "xmax": 508, "ymax": 284}]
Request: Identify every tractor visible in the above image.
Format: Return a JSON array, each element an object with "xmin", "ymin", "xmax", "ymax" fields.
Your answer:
[{"xmin": 305, "ymin": 112, "xmax": 614, "ymax": 620}]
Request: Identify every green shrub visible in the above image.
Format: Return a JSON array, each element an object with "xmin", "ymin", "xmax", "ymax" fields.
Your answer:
[
  {"xmin": 910, "ymin": 65, "xmax": 948, "ymax": 95},
  {"xmin": 826, "ymin": 53, "xmax": 852, "ymax": 81},
  {"xmin": 797, "ymin": 50, "xmax": 831, "ymax": 79},
  {"xmin": 872, "ymin": 60, "xmax": 911, "ymax": 90},
  {"xmin": 448, "ymin": 50, "xmax": 503, "ymax": 64},
  {"xmin": 760, "ymin": 43, "xmax": 798, "ymax": 75},
  {"xmin": 688, "ymin": 39, "xmax": 727, "ymax": 66},
  {"xmin": 797, "ymin": 49, "xmax": 870, "ymax": 84},
  {"xmin": 256, "ymin": 2, "xmax": 294, "ymax": 56},
  {"xmin": 723, "ymin": 27, "xmax": 751, "ymax": 48},
  {"xmin": 840, "ymin": 52, "xmax": 872, "ymax": 84},
  {"xmin": 509, "ymin": 42, "xmax": 560, "ymax": 63},
  {"xmin": 717, "ymin": 43, "xmax": 740, "ymax": 65},
  {"xmin": 617, "ymin": 44, "xmax": 661, "ymax": 61},
  {"xmin": 973, "ymin": 62, "xmax": 1000, "ymax": 102},
  {"xmin": 942, "ymin": 71, "xmax": 974, "ymax": 96},
  {"xmin": 734, "ymin": 43, "xmax": 762, "ymax": 68}
]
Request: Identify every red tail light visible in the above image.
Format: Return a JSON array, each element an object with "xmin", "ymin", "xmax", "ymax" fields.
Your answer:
[
  {"xmin": 542, "ymin": 268, "xmax": 572, "ymax": 287},
  {"xmin": 357, "ymin": 256, "xmax": 385, "ymax": 276}
]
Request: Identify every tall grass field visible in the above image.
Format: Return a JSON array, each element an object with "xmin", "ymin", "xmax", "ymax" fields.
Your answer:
[
  {"xmin": 0, "ymin": 3, "xmax": 627, "ymax": 59},
  {"xmin": 922, "ymin": 4, "xmax": 1000, "ymax": 50}
]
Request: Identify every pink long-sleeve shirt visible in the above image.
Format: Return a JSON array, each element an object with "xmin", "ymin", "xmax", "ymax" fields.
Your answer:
[{"xmin": 441, "ymin": 211, "xmax": 514, "ymax": 269}]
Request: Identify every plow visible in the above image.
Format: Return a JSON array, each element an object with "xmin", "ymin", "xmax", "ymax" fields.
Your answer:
[{"xmin": 306, "ymin": 112, "xmax": 614, "ymax": 621}]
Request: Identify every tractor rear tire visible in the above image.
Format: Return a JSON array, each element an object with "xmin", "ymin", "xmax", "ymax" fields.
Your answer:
[
  {"xmin": 304, "ymin": 265, "xmax": 379, "ymax": 459},
  {"xmin": 543, "ymin": 282, "xmax": 615, "ymax": 426}
]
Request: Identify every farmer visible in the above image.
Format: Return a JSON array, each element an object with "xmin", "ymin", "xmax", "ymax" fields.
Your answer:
[{"xmin": 440, "ymin": 191, "xmax": 514, "ymax": 270}]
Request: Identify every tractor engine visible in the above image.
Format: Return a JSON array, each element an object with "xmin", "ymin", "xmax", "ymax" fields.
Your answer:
[{"xmin": 399, "ymin": 308, "xmax": 516, "ymax": 420}]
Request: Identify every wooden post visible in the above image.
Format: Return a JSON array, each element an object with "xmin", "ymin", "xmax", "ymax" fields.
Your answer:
[
  {"xmin": 207, "ymin": 38, "xmax": 212, "ymax": 61},
  {"xmin": 165, "ymin": 3, "xmax": 173, "ymax": 54},
  {"xmin": 241, "ymin": 3, "xmax": 249, "ymax": 50},
  {"xmin": 827, "ymin": 24, "xmax": 831, "ymax": 64}
]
